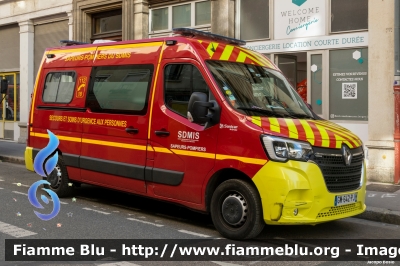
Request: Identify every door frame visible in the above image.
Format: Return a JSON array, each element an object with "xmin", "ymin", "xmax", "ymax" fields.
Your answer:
[
  {"xmin": 307, "ymin": 50, "xmax": 329, "ymax": 119},
  {"xmin": 274, "ymin": 54, "xmax": 298, "ymax": 87},
  {"xmin": 0, "ymin": 72, "xmax": 19, "ymax": 139}
]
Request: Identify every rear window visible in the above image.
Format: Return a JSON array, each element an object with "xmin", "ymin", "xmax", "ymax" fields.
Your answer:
[{"xmin": 42, "ymin": 72, "xmax": 76, "ymax": 103}]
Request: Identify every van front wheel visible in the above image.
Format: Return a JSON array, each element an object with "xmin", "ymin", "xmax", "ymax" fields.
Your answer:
[
  {"xmin": 210, "ymin": 179, "xmax": 265, "ymax": 240},
  {"xmin": 44, "ymin": 155, "xmax": 73, "ymax": 198}
]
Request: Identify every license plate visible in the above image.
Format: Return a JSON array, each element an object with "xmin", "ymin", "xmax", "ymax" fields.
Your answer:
[{"xmin": 334, "ymin": 193, "xmax": 357, "ymax": 206}]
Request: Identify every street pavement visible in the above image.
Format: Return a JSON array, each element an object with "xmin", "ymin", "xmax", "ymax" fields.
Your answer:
[
  {"xmin": 1, "ymin": 139, "xmax": 400, "ymax": 226},
  {"xmin": 0, "ymin": 141, "xmax": 400, "ymax": 266},
  {"xmin": 1, "ymin": 161, "xmax": 400, "ymax": 266}
]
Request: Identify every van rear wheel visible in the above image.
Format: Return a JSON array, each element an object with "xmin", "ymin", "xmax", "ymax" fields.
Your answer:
[
  {"xmin": 210, "ymin": 179, "xmax": 265, "ymax": 240},
  {"xmin": 44, "ymin": 155, "xmax": 73, "ymax": 198}
]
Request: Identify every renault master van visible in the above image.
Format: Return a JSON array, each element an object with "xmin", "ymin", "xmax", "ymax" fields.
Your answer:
[{"xmin": 25, "ymin": 28, "xmax": 366, "ymax": 240}]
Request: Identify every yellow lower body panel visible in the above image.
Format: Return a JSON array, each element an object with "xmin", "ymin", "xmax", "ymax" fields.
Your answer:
[
  {"xmin": 252, "ymin": 160, "xmax": 366, "ymax": 225},
  {"xmin": 24, "ymin": 147, "xmax": 34, "ymax": 172}
]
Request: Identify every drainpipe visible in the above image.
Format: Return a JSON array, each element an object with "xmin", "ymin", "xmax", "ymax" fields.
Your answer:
[{"xmin": 394, "ymin": 0, "xmax": 400, "ymax": 184}]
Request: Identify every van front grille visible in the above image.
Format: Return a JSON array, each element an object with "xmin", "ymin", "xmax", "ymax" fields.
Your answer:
[{"xmin": 312, "ymin": 146, "xmax": 364, "ymax": 193}]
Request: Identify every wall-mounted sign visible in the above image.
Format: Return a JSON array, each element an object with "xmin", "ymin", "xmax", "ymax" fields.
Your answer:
[
  {"xmin": 244, "ymin": 32, "xmax": 368, "ymax": 54},
  {"xmin": 329, "ymin": 49, "xmax": 368, "ymax": 121},
  {"xmin": 274, "ymin": 0, "xmax": 326, "ymax": 40}
]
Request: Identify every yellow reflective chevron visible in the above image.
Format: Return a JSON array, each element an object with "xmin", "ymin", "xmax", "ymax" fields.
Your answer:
[
  {"xmin": 252, "ymin": 116, "xmax": 262, "ymax": 127},
  {"xmin": 269, "ymin": 118, "xmax": 281, "ymax": 133},
  {"xmin": 248, "ymin": 118, "xmax": 362, "ymax": 149},
  {"xmin": 314, "ymin": 124, "xmax": 331, "ymax": 148},
  {"xmin": 299, "ymin": 120, "xmax": 315, "ymax": 145},
  {"xmin": 220, "ymin": 45, "xmax": 235, "ymax": 61},
  {"xmin": 284, "ymin": 119, "xmax": 299, "ymax": 139}
]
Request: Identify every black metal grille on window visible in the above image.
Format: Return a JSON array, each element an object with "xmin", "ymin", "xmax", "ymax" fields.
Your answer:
[{"xmin": 312, "ymin": 146, "xmax": 364, "ymax": 193}]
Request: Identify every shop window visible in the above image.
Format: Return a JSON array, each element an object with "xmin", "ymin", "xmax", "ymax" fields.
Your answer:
[
  {"xmin": 150, "ymin": 1, "xmax": 211, "ymax": 34},
  {"xmin": 164, "ymin": 64, "xmax": 210, "ymax": 117},
  {"xmin": 329, "ymin": 49, "xmax": 368, "ymax": 121},
  {"xmin": 240, "ymin": 0, "xmax": 269, "ymax": 40},
  {"xmin": 173, "ymin": 4, "xmax": 191, "ymax": 28},
  {"xmin": 87, "ymin": 65, "xmax": 153, "ymax": 115},
  {"xmin": 195, "ymin": 1, "xmax": 211, "ymax": 26},
  {"xmin": 152, "ymin": 8, "xmax": 168, "ymax": 31},
  {"xmin": 1, "ymin": 73, "xmax": 19, "ymax": 121},
  {"xmin": 92, "ymin": 9, "xmax": 122, "ymax": 41},
  {"xmin": 43, "ymin": 72, "xmax": 76, "ymax": 104},
  {"xmin": 331, "ymin": 0, "xmax": 368, "ymax": 32}
]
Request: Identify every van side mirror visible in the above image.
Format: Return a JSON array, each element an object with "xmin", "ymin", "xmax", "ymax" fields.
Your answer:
[
  {"xmin": 187, "ymin": 92, "xmax": 220, "ymax": 128},
  {"xmin": 1, "ymin": 79, "xmax": 8, "ymax": 94},
  {"xmin": 306, "ymin": 102, "xmax": 313, "ymax": 110}
]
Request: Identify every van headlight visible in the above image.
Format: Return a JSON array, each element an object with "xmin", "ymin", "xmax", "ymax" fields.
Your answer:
[{"xmin": 262, "ymin": 135, "xmax": 314, "ymax": 162}]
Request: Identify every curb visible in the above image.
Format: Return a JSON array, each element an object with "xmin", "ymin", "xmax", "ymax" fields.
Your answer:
[
  {"xmin": 355, "ymin": 206, "xmax": 400, "ymax": 226},
  {"xmin": 0, "ymin": 155, "xmax": 25, "ymax": 165}
]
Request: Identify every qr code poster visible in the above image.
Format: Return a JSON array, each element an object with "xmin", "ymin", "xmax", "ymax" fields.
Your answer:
[{"xmin": 342, "ymin": 83, "xmax": 357, "ymax": 99}]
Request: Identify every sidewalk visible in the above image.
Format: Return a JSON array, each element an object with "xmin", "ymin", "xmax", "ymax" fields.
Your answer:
[
  {"xmin": 1, "ymin": 140, "xmax": 400, "ymax": 226},
  {"xmin": 0, "ymin": 140, "xmax": 25, "ymax": 164}
]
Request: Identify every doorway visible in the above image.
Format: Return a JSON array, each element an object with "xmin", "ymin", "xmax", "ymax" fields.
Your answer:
[
  {"xmin": 275, "ymin": 53, "xmax": 307, "ymax": 88},
  {"xmin": 275, "ymin": 52, "xmax": 307, "ymax": 102},
  {"xmin": 274, "ymin": 52, "xmax": 326, "ymax": 118}
]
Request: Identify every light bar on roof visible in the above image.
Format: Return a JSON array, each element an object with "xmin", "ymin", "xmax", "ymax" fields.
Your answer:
[
  {"xmin": 172, "ymin": 28, "xmax": 246, "ymax": 46},
  {"xmin": 59, "ymin": 40, "xmax": 90, "ymax": 46},
  {"xmin": 93, "ymin": 40, "xmax": 117, "ymax": 44}
]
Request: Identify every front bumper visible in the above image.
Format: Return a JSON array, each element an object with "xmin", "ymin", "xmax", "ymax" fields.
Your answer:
[
  {"xmin": 252, "ymin": 160, "xmax": 366, "ymax": 225},
  {"xmin": 25, "ymin": 147, "xmax": 34, "ymax": 172}
]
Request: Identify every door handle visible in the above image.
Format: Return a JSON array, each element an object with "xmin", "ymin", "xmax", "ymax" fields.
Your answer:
[
  {"xmin": 155, "ymin": 130, "xmax": 170, "ymax": 137},
  {"xmin": 125, "ymin": 127, "xmax": 139, "ymax": 134}
]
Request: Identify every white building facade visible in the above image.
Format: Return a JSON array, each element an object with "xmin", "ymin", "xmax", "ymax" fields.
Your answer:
[{"xmin": 0, "ymin": 0, "xmax": 72, "ymax": 142}]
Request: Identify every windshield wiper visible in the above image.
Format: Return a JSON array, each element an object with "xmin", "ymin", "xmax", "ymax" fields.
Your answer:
[
  {"xmin": 265, "ymin": 97, "xmax": 314, "ymax": 120},
  {"xmin": 264, "ymin": 97, "xmax": 298, "ymax": 119},
  {"xmin": 267, "ymin": 97, "xmax": 316, "ymax": 119},
  {"xmin": 290, "ymin": 113, "xmax": 315, "ymax": 119}
]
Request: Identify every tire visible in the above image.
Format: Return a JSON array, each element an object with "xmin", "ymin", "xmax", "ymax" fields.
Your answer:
[
  {"xmin": 43, "ymin": 155, "xmax": 73, "ymax": 197},
  {"xmin": 210, "ymin": 179, "xmax": 265, "ymax": 240}
]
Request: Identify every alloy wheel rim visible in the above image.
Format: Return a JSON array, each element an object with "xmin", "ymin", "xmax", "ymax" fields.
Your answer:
[{"xmin": 48, "ymin": 165, "xmax": 62, "ymax": 189}]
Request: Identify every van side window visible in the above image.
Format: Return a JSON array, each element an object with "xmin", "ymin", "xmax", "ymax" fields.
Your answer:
[
  {"xmin": 86, "ymin": 65, "xmax": 153, "ymax": 114},
  {"xmin": 42, "ymin": 72, "xmax": 76, "ymax": 103},
  {"xmin": 164, "ymin": 64, "xmax": 210, "ymax": 117}
]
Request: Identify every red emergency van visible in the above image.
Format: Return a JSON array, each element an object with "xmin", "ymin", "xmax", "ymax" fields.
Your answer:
[{"xmin": 25, "ymin": 28, "xmax": 366, "ymax": 240}]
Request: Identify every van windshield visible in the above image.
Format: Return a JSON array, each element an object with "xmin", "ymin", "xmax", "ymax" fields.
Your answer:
[{"xmin": 206, "ymin": 61, "xmax": 314, "ymax": 119}]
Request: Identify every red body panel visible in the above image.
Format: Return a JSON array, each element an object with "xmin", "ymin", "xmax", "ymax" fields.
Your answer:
[
  {"xmin": 27, "ymin": 36, "xmax": 281, "ymax": 211},
  {"xmin": 213, "ymin": 102, "xmax": 267, "ymax": 179},
  {"xmin": 148, "ymin": 58, "xmax": 219, "ymax": 204}
]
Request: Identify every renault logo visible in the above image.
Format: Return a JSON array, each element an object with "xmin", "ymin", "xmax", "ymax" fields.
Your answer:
[{"xmin": 342, "ymin": 144, "xmax": 352, "ymax": 166}]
